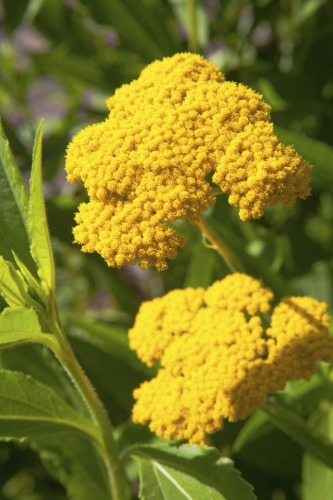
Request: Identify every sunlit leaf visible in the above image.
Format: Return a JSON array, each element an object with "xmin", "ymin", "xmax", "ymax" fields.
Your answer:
[
  {"xmin": 0, "ymin": 307, "xmax": 55, "ymax": 349},
  {"xmin": 0, "ymin": 256, "xmax": 31, "ymax": 308},
  {"xmin": 0, "ymin": 370, "xmax": 111, "ymax": 500},
  {"xmin": 0, "ymin": 122, "xmax": 36, "ymax": 275},
  {"xmin": 28, "ymin": 120, "xmax": 56, "ymax": 305},
  {"xmin": 129, "ymin": 444, "xmax": 256, "ymax": 499}
]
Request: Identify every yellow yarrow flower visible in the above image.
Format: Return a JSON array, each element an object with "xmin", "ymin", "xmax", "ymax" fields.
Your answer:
[
  {"xmin": 66, "ymin": 53, "xmax": 311, "ymax": 270},
  {"xmin": 129, "ymin": 273, "xmax": 333, "ymax": 444}
]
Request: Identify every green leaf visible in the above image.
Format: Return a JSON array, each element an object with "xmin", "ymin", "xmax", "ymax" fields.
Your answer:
[
  {"xmin": 0, "ymin": 369, "xmax": 93, "ymax": 436},
  {"xmin": 232, "ymin": 410, "xmax": 302, "ymax": 478},
  {"xmin": 208, "ymin": 217, "xmax": 295, "ymax": 299},
  {"xmin": 274, "ymin": 126, "xmax": 333, "ymax": 191},
  {"xmin": 28, "ymin": 120, "xmax": 56, "ymax": 302},
  {"xmin": 184, "ymin": 240, "xmax": 217, "ymax": 288},
  {"xmin": 0, "ymin": 122, "xmax": 37, "ymax": 275},
  {"xmin": 0, "ymin": 370, "xmax": 111, "ymax": 500},
  {"xmin": 263, "ymin": 400, "xmax": 333, "ymax": 469},
  {"xmin": 129, "ymin": 444, "xmax": 256, "ymax": 499},
  {"xmin": 256, "ymin": 79, "xmax": 287, "ymax": 111},
  {"xmin": 233, "ymin": 411, "xmax": 273, "ymax": 453},
  {"xmin": 0, "ymin": 256, "xmax": 31, "ymax": 308},
  {"xmin": 0, "ymin": 343, "xmax": 90, "ymax": 417},
  {"xmin": 68, "ymin": 316, "xmax": 152, "ymax": 376},
  {"xmin": 295, "ymin": 0, "xmax": 328, "ymax": 26},
  {"xmin": 12, "ymin": 251, "xmax": 48, "ymax": 308},
  {"xmin": 303, "ymin": 403, "xmax": 333, "ymax": 499},
  {"xmin": 0, "ymin": 307, "xmax": 56, "ymax": 349}
]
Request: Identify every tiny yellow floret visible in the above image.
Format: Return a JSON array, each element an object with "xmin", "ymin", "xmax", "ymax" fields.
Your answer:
[
  {"xmin": 66, "ymin": 53, "xmax": 311, "ymax": 270},
  {"xmin": 129, "ymin": 273, "xmax": 333, "ymax": 444}
]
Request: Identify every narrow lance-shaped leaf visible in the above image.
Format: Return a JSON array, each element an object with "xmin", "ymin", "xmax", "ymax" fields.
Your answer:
[
  {"xmin": 0, "ymin": 121, "xmax": 37, "ymax": 274},
  {"xmin": 0, "ymin": 370, "xmax": 111, "ymax": 500},
  {"xmin": 28, "ymin": 120, "xmax": 56, "ymax": 306},
  {"xmin": 0, "ymin": 256, "xmax": 32, "ymax": 308},
  {"xmin": 129, "ymin": 444, "xmax": 256, "ymax": 500},
  {"xmin": 0, "ymin": 253, "xmax": 47, "ymax": 313},
  {"xmin": 12, "ymin": 251, "xmax": 48, "ymax": 308}
]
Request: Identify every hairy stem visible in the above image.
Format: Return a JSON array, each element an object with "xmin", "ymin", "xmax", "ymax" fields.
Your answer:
[
  {"xmin": 197, "ymin": 213, "xmax": 240, "ymax": 273},
  {"xmin": 53, "ymin": 329, "xmax": 130, "ymax": 500}
]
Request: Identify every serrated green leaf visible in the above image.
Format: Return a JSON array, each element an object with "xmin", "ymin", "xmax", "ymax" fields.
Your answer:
[
  {"xmin": 129, "ymin": 444, "xmax": 256, "ymax": 500},
  {"xmin": 0, "ymin": 369, "xmax": 111, "ymax": 500},
  {"xmin": 0, "ymin": 122, "xmax": 37, "ymax": 275},
  {"xmin": 0, "ymin": 369, "xmax": 93, "ymax": 435},
  {"xmin": 28, "ymin": 120, "xmax": 56, "ymax": 302},
  {"xmin": 0, "ymin": 307, "xmax": 56, "ymax": 349},
  {"xmin": 303, "ymin": 403, "xmax": 333, "ymax": 499},
  {"xmin": 0, "ymin": 343, "xmax": 90, "ymax": 417}
]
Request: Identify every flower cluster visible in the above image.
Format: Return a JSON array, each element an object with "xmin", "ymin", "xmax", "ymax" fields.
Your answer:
[
  {"xmin": 129, "ymin": 273, "xmax": 333, "ymax": 444},
  {"xmin": 66, "ymin": 53, "xmax": 311, "ymax": 270}
]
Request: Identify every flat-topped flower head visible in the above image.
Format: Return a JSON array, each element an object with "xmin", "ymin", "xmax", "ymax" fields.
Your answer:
[
  {"xmin": 129, "ymin": 273, "xmax": 333, "ymax": 444},
  {"xmin": 66, "ymin": 53, "xmax": 311, "ymax": 270}
]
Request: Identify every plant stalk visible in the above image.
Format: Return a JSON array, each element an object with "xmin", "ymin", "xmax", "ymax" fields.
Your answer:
[
  {"xmin": 197, "ymin": 214, "xmax": 239, "ymax": 273},
  {"xmin": 54, "ymin": 330, "xmax": 129, "ymax": 500}
]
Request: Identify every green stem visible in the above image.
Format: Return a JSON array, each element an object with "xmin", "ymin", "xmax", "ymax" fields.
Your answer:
[
  {"xmin": 53, "ymin": 329, "xmax": 129, "ymax": 500},
  {"xmin": 187, "ymin": 0, "xmax": 200, "ymax": 53},
  {"xmin": 197, "ymin": 214, "xmax": 240, "ymax": 273}
]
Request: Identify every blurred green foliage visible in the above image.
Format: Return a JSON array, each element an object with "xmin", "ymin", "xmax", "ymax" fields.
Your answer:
[{"xmin": 0, "ymin": 0, "xmax": 333, "ymax": 498}]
